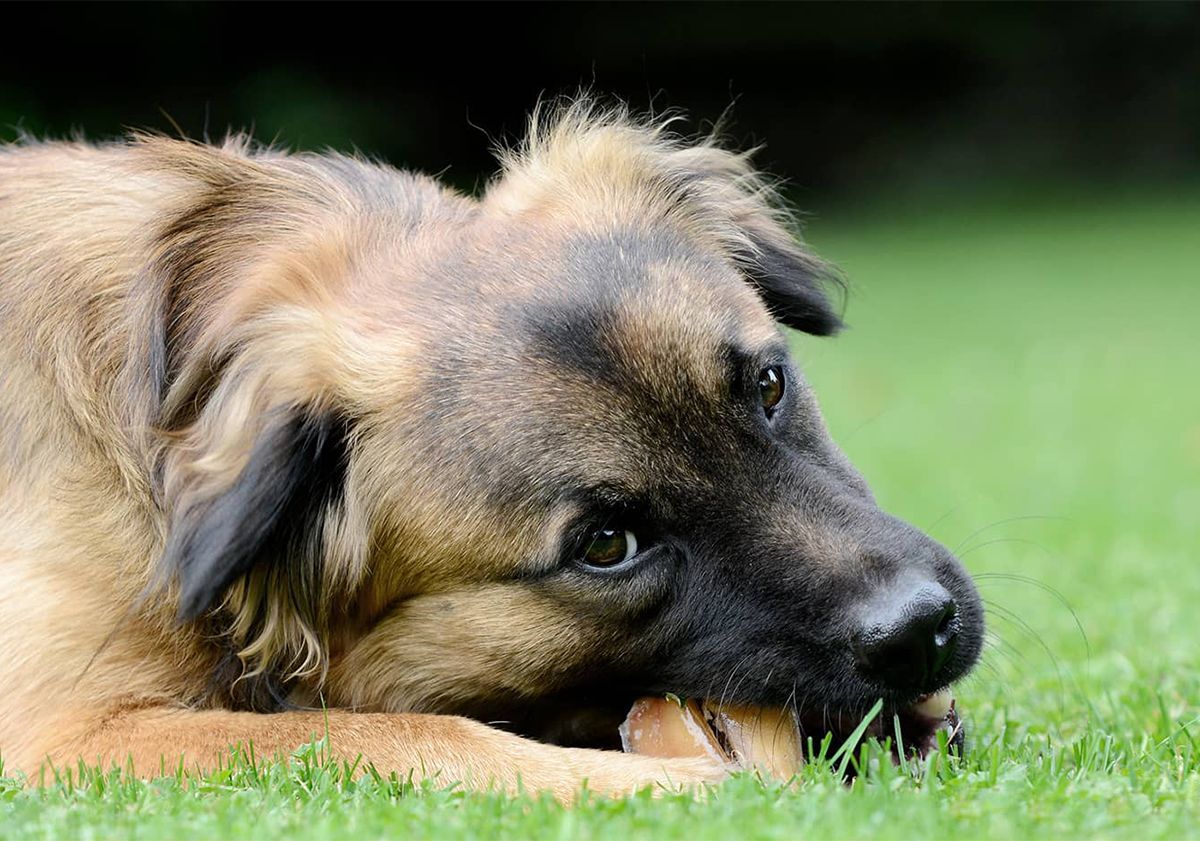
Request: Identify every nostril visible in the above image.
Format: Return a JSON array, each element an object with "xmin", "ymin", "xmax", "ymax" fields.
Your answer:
[
  {"xmin": 853, "ymin": 585, "xmax": 960, "ymax": 694},
  {"xmin": 933, "ymin": 600, "xmax": 959, "ymax": 648}
]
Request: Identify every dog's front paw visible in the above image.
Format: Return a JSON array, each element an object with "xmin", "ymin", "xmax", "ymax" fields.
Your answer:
[
  {"xmin": 428, "ymin": 715, "xmax": 729, "ymax": 801},
  {"xmin": 560, "ymin": 750, "xmax": 730, "ymax": 799}
]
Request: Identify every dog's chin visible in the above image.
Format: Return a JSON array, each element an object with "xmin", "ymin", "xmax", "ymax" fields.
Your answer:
[{"xmin": 483, "ymin": 687, "xmax": 966, "ymax": 772}]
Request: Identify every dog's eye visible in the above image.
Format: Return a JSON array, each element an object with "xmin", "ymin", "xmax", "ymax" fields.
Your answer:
[
  {"xmin": 581, "ymin": 527, "xmax": 638, "ymax": 568},
  {"xmin": 758, "ymin": 366, "xmax": 785, "ymax": 414}
]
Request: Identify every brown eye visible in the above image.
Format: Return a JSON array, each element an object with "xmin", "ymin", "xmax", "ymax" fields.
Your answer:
[
  {"xmin": 582, "ymin": 528, "xmax": 638, "ymax": 567},
  {"xmin": 758, "ymin": 366, "xmax": 785, "ymax": 413}
]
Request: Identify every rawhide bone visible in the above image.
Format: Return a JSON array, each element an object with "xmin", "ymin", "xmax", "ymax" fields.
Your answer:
[{"xmin": 619, "ymin": 696, "xmax": 804, "ymax": 777}]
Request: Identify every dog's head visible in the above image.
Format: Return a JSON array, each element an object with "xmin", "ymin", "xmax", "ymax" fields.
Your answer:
[{"xmin": 149, "ymin": 103, "xmax": 982, "ymax": 749}]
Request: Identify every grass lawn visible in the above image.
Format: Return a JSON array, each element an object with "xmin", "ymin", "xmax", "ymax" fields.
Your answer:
[{"xmin": 3, "ymin": 189, "xmax": 1198, "ymax": 839}]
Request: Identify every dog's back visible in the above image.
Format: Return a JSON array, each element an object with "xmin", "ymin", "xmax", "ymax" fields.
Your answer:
[{"xmin": 0, "ymin": 142, "xmax": 180, "ymax": 767}]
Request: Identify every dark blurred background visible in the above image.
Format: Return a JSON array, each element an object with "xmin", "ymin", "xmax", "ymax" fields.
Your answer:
[{"xmin": 3, "ymin": 2, "xmax": 1198, "ymax": 207}]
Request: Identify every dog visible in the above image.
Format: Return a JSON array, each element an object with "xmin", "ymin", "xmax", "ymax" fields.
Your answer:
[{"xmin": 0, "ymin": 100, "xmax": 982, "ymax": 798}]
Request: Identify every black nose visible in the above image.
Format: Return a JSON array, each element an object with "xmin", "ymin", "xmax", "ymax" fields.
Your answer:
[{"xmin": 852, "ymin": 583, "xmax": 960, "ymax": 693}]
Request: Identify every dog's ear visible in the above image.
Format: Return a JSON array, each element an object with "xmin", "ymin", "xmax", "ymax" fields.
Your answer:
[
  {"xmin": 132, "ymin": 136, "xmax": 366, "ymax": 690},
  {"xmin": 134, "ymin": 138, "xmax": 354, "ymax": 621},
  {"xmin": 667, "ymin": 145, "xmax": 846, "ymax": 337},
  {"xmin": 729, "ymin": 213, "xmax": 845, "ymax": 337},
  {"xmin": 487, "ymin": 101, "xmax": 846, "ymax": 335},
  {"xmin": 162, "ymin": 408, "xmax": 349, "ymax": 622}
]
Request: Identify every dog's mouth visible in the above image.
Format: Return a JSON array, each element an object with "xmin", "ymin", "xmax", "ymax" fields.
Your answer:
[
  {"xmin": 617, "ymin": 689, "xmax": 964, "ymax": 775},
  {"xmin": 492, "ymin": 687, "xmax": 963, "ymax": 777}
]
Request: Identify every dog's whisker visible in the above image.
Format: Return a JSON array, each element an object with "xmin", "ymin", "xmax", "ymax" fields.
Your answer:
[
  {"xmin": 951, "ymin": 514, "xmax": 1068, "ymax": 555},
  {"xmin": 976, "ymin": 573, "xmax": 1090, "ymax": 662},
  {"xmin": 717, "ymin": 651, "xmax": 756, "ymax": 711},
  {"xmin": 983, "ymin": 600, "xmax": 1075, "ymax": 712}
]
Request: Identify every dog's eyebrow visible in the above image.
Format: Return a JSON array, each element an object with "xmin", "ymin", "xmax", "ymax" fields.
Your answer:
[
  {"xmin": 550, "ymin": 484, "xmax": 645, "ymax": 527},
  {"xmin": 720, "ymin": 340, "xmax": 790, "ymax": 380},
  {"xmin": 512, "ymin": 489, "xmax": 642, "ymax": 582},
  {"xmin": 518, "ymin": 300, "xmax": 625, "ymax": 387}
]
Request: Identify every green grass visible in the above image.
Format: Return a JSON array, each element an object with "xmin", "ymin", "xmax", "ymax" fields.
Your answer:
[{"xmin": 3, "ymin": 190, "xmax": 1198, "ymax": 839}]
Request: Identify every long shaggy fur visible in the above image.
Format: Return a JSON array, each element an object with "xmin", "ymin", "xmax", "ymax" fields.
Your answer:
[{"xmin": 0, "ymin": 98, "xmax": 848, "ymax": 794}]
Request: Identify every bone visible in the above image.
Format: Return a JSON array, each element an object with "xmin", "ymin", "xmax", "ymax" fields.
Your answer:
[
  {"xmin": 618, "ymin": 697, "xmax": 727, "ymax": 765},
  {"xmin": 910, "ymin": 688, "xmax": 954, "ymax": 720},
  {"xmin": 620, "ymin": 696, "xmax": 804, "ymax": 777}
]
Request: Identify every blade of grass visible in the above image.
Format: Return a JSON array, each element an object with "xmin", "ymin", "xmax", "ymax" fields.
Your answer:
[{"xmin": 831, "ymin": 699, "xmax": 884, "ymax": 778}]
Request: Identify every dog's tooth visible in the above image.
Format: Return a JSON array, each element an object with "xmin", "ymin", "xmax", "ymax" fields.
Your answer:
[{"xmin": 910, "ymin": 688, "xmax": 953, "ymax": 719}]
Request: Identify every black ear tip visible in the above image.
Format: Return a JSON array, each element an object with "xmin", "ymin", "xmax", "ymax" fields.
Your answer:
[
  {"xmin": 812, "ymin": 263, "xmax": 850, "ymax": 336},
  {"xmin": 767, "ymin": 296, "xmax": 846, "ymax": 336},
  {"xmin": 746, "ymin": 242, "xmax": 849, "ymax": 337},
  {"xmin": 787, "ymin": 314, "xmax": 844, "ymax": 336},
  {"xmin": 808, "ymin": 309, "xmax": 845, "ymax": 336},
  {"xmin": 176, "ymin": 576, "xmax": 217, "ymax": 623},
  {"xmin": 159, "ymin": 411, "xmax": 350, "ymax": 626}
]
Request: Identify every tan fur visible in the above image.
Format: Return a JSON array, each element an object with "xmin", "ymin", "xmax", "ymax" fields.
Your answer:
[{"xmin": 0, "ymin": 101, "xmax": 814, "ymax": 797}]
